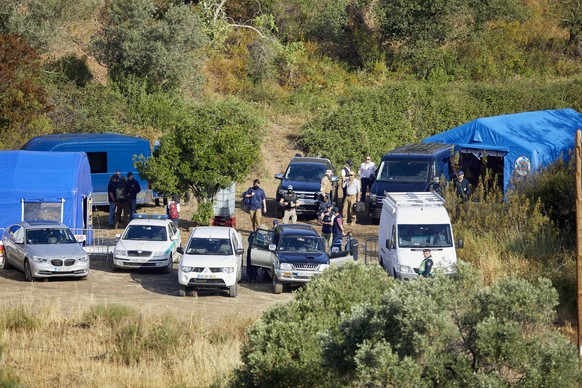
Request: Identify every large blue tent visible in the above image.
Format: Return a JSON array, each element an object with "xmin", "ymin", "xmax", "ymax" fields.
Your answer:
[
  {"xmin": 423, "ymin": 108, "xmax": 582, "ymax": 192},
  {"xmin": 0, "ymin": 151, "xmax": 93, "ymax": 231}
]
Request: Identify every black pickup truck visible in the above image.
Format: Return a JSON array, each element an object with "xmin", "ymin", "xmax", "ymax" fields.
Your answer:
[{"xmin": 247, "ymin": 224, "xmax": 358, "ymax": 294}]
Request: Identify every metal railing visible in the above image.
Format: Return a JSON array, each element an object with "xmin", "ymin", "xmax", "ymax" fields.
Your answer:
[
  {"xmin": 70, "ymin": 228, "xmax": 116, "ymax": 256},
  {"xmin": 363, "ymin": 238, "xmax": 378, "ymax": 265}
]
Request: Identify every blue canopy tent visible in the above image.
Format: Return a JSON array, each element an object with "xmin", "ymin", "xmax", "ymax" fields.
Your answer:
[
  {"xmin": 422, "ymin": 109, "xmax": 582, "ymax": 192},
  {"xmin": 0, "ymin": 151, "xmax": 93, "ymax": 232}
]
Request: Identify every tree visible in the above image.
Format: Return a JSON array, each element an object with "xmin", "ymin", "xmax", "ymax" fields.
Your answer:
[
  {"xmin": 91, "ymin": 0, "xmax": 208, "ymax": 93},
  {"xmin": 233, "ymin": 262, "xmax": 582, "ymax": 387},
  {"xmin": 135, "ymin": 98, "xmax": 263, "ymax": 203}
]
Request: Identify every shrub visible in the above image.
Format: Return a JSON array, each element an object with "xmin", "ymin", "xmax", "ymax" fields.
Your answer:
[
  {"xmin": 192, "ymin": 200, "xmax": 214, "ymax": 226},
  {"xmin": 0, "ymin": 307, "xmax": 40, "ymax": 332},
  {"xmin": 82, "ymin": 304, "xmax": 138, "ymax": 328}
]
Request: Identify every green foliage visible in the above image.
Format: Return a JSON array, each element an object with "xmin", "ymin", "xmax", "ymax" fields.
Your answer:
[
  {"xmin": 0, "ymin": 307, "xmax": 39, "ymax": 332},
  {"xmin": 233, "ymin": 263, "xmax": 393, "ymax": 387},
  {"xmin": 136, "ymin": 98, "xmax": 263, "ymax": 201},
  {"xmin": 0, "ymin": 34, "xmax": 51, "ymax": 150},
  {"xmin": 192, "ymin": 200, "xmax": 214, "ymax": 226},
  {"xmin": 234, "ymin": 263, "xmax": 581, "ymax": 386},
  {"xmin": 91, "ymin": 0, "xmax": 207, "ymax": 93}
]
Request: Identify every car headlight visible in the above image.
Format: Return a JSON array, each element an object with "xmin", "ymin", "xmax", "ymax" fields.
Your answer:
[
  {"xmin": 221, "ymin": 267, "xmax": 234, "ymax": 274},
  {"xmin": 398, "ymin": 265, "xmax": 413, "ymax": 273},
  {"xmin": 319, "ymin": 264, "xmax": 330, "ymax": 271},
  {"xmin": 181, "ymin": 266, "xmax": 194, "ymax": 273},
  {"xmin": 370, "ymin": 193, "xmax": 377, "ymax": 202},
  {"xmin": 154, "ymin": 250, "xmax": 168, "ymax": 256},
  {"xmin": 279, "ymin": 262, "xmax": 293, "ymax": 270},
  {"xmin": 32, "ymin": 255, "xmax": 48, "ymax": 263},
  {"xmin": 115, "ymin": 249, "xmax": 127, "ymax": 256},
  {"xmin": 78, "ymin": 254, "xmax": 89, "ymax": 262}
]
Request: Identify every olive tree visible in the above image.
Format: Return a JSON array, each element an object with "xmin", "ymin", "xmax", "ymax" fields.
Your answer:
[{"xmin": 135, "ymin": 98, "xmax": 263, "ymax": 203}]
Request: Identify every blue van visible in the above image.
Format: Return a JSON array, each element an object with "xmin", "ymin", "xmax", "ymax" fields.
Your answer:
[
  {"xmin": 368, "ymin": 142, "xmax": 456, "ymax": 223},
  {"xmin": 22, "ymin": 134, "xmax": 152, "ymax": 206}
]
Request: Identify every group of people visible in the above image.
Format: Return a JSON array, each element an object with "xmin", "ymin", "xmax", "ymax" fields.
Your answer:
[{"xmin": 107, "ymin": 171, "xmax": 141, "ymax": 229}]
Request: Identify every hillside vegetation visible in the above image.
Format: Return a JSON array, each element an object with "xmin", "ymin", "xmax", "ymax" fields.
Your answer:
[{"xmin": 1, "ymin": 0, "xmax": 582, "ymax": 385}]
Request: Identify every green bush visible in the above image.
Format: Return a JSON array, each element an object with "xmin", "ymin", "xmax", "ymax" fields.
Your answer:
[
  {"xmin": 0, "ymin": 307, "xmax": 40, "ymax": 332},
  {"xmin": 233, "ymin": 263, "xmax": 582, "ymax": 387},
  {"xmin": 192, "ymin": 200, "xmax": 214, "ymax": 226}
]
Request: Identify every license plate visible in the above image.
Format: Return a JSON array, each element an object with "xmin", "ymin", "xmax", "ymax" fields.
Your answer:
[
  {"xmin": 53, "ymin": 267, "xmax": 61, "ymax": 272},
  {"xmin": 197, "ymin": 274, "xmax": 215, "ymax": 279},
  {"xmin": 293, "ymin": 271, "xmax": 314, "ymax": 277},
  {"xmin": 301, "ymin": 199, "xmax": 317, "ymax": 206},
  {"xmin": 131, "ymin": 258, "xmax": 149, "ymax": 263}
]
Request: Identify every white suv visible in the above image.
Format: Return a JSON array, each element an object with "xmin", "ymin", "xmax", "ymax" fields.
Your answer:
[
  {"xmin": 177, "ymin": 226, "xmax": 243, "ymax": 297},
  {"xmin": 112, "ymin": 215, "xmax": 181, "ymax": 272}
]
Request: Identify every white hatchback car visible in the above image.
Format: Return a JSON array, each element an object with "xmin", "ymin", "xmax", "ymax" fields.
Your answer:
[
  {"xmin": 112, "ymin": 215, "xmax": 181, "ymax": 272},
  {"xmin": 177, "ymin": 226, "xmax": 243, "ymax": 297}
]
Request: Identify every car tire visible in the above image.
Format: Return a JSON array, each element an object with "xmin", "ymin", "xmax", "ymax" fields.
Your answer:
[
  {"xmin": 24, "ymin": 260, "xmax": 35, "ymax": 282},
  {"xmin": 272, "ymin": 270, "xmax": 283, "ymax": 294},
  {"xmin": 164, "ymin": 255, "xmax": 173, "ymax": 273},
  {"xmin": 261, "ymin": 268, "xmax": 272, "ymax": 282},
  {"xmin": 179, "ymin": 284, "xmax": 195, "ymax": 297},
  {"xmin": 229, "ymin": 283, "xmax": 237, "ymax": 298}
]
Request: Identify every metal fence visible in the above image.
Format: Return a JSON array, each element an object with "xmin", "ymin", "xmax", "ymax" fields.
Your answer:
[
  {"xmin": 70, "ymin": 228, "xmax": 116, "ymax": 256},
  {"xmin": 363, "ymin": 238, "xmax": 378, "ymax": 265}
]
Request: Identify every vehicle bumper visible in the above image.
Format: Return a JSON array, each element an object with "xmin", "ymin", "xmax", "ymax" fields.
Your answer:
[
  {"xmin": 32, "ymin": 262, "xmax": 89, "ymax": 277},
  {"xmin": 274, "ymin": 268, "xmax": 322, "ymax": 285},
  {"xmin": 179, "ymin": 271, "xmax": 236, "ymax": 288},
  {"xmin": 113, "ymin": 254, "xmax": 171, "ymax": 269}
]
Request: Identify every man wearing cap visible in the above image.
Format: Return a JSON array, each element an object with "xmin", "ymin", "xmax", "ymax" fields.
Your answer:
[
  {"xmin": 331, "ymin": 207, "xmax": 345, "ymax": 249},
  {"xmin": 342, "ymin": 172, "xmax": 361, "ymax": 224},
  {"xmin": 341, "ymin": 160, "xmax": 354, "ymax": 202},
  {"xmin": 320, "ymin": 169, "xmax": 334, "ymax": 207},
  {"xmin": 319, "ymin": 202, "xmax": 334, "ymax": 249},
  {"xmin": 244, "ymin": 179, "xmax": 267, "ymax": 230},
  {"xmin": 107, "ymin": 174, "xmax": 118, "ymax": 228},
  {"xmin": 358, "ymin": 155, "xmax": 376, "ymax": 200},
  {"xmin": 126, "ymin": 172, "xmax": 141, "ymax": 219},
  {"xmin": 279, "ymin": 185, "xmax": 300, "ymax": 224},
  {"xmin": 455, "ymin": 170, "xmax": 471, "ymax": 201}
]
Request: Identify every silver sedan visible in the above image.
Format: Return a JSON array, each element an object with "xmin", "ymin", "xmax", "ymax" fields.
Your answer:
[{"xmin": 2, "ymin": 220, "xmax": 89, "ymax": 282}]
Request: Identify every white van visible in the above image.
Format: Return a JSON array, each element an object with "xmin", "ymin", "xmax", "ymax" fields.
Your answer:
[{"xmin": 377, "ymin": 192, "xmax": 460, "ymax": 279}]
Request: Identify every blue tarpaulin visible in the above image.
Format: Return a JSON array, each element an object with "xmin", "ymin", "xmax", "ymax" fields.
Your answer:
[
  {"xmin": 0, "ymin": 150, "xmax": 93, "ymax": 230},
  {"xmin": 423, "ymin": 109, "xmax": 582, "ymax": 192}
]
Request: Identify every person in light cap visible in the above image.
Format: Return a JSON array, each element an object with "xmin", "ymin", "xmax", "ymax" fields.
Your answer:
[
  {"xmin": 319, "ymin": 169, "xmax": 334, "ymax": 208},
  {"xmin": 341, "ymin": 160, "xmax": 354, "ymax": 205},
  {"xmin": 279, "ymin": 184, "xmax": 300, "ymax": 224},
  {"xmin": 455, "ymin": 170, "xmax": 471, "ymax": 201}
]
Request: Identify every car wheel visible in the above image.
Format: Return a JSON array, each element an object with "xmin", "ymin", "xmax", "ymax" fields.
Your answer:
[
  {"xmin": 272, "ymin": 270, "xmax": 283, "ymax": 294},
  {"xmin": 378, "ymin": 255, "xmax": 383, "ymax": 268},
  {"xmin": 261, "ymin": 268, "xmax": 272, "ymax": 282},
  {"xmin": 229, "ymin": 283, "xmax": 237, "ymax": 298},
  {"xmin": 164, "ymin": 255, "xmax": 173, "ymax": 273},
  {"xmin": 24, "ymin": 260, "xmax": 35, "ymax": 282},
  {"xmin": 179, "ymin": 284, "xmax": 195, "ymax": 297},
  {"xmin": 392, "ymin": 267, "xmax": 397, "ymax": 278}
]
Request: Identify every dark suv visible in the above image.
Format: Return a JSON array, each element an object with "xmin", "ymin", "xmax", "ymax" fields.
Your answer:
[{"xmin": 274, "ymin": 157, "xmax": 338, "ymax": 217}]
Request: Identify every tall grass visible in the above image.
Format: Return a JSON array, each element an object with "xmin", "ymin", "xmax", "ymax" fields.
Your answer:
[{"xmin": 0, "ymin": 302, "xmax": 255, "ymax": 387}]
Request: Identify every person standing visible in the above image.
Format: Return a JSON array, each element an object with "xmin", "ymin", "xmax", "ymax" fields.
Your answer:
[
  {"xmin": 418, "ymin": 249, "xmax": 434, "ymax": 277},
  {"xmin": 331, "ymin": 207, "xmax": 345, "ymax": 250},
  {"xmin": 358, "ymin": 155, "xmax": 376, "ymax": 200},
  {"xmin": 320, "ymin": 203, "xmax": 334, "ymax": 250},
  {"xmin": 455, "ymin": 171, "xmax": 471, "ymax": 201},
  {"xmin": 107, "ymin": 175, "xmax": 118, "ymax": 228},
  {"xmin": 126, "ymin": 172, "xmax": 141, "ymax": 219},
  {"xmin": 341, "ymin": 160, "xmax": 354, "ymax": 201},
  {"xmin": 279, "ymin": 185, "xmax": 300, "ymax": 224},
  {"xmin": 114, "ymin": 177, "xmax": 131, "ymax": 229},
  {"xmin": 244, "ymin": 179, "xmax": 267, "ymax": 231},
  {"xmin": 319, "ymin": 169, "xmax": 334, "ymax": 208},
  {"xmin": 167, "ymin": 195, "xmax": 181, "ymax": 227},
  {"xmin": 342, "ymin": 173, "xmax": 361, "ymax": 224}
]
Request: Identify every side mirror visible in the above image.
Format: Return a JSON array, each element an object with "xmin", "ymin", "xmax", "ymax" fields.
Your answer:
[
  {"xmin": 268, "ymin": 243, "xmax": 277, "ymax": 251},
  {"xmin": 177, "ymin": 247, "xmax": 184, "ymax": 254},
  {"xmin": 171, "ymin": 235, "xmax": 179, "ymax": 241},
  {"xmin": 274, "ymin": 173, "xmax": 283, "ymax": 180},
  {"xmin": 15, "ymin": 238, "xmax": 24, "ymax": 245},
  {"xmin": 385, "ymin": 239, "xmax": 393, "ymax": 249},
  {"xmin": 115, "ymin": 233, "xmax": 121, "ymax": 239},
  {"xmin": 431, "ymin": 176, "xmax": 440, "ymax": 184},
  {"xmin": 456, "ymin": 239, "xmax": 464, "ymax": 249},
  {"xmin": 330, "ymin": 176, "xmax": 339, "ymax": 183},
  {"xmin": 235, "ymin": 248, "xmax": 244, "ymax": 255}
]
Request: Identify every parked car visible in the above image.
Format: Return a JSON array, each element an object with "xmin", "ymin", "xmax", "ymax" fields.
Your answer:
[
  {"xmin": 274, "ymin": 157, "xmax": 339, "ymax": 217},
  {"xmin": 177, "ymin": 226, "xmax": 244, "ymax": 297},
  {"xmin": 247, "ymin": 223, "xmax": 358, "ymax": 294},
  {"xmin": 112, "ymin": 215, "xmax": 181, "ymax": 272},
  {"xmin": 1, "ymin": 220, "xmax": 89, "ymax": 282}
]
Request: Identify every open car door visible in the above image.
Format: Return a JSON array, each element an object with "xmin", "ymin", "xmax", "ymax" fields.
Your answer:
[
  {"xmin": 250, "ymin": 228, "xmax": 276, "ymax": 268},
  {"xmin": 329, "ymin": 235, "xmax": 359, "ymax": 266}
]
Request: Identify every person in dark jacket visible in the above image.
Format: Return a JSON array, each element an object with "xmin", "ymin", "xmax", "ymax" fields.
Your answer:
[
  {"xmin": 114, "ymin": 177, "xmax": 131, "ymax": 229},
  {"xmin": 107, "ymin": 175, "xmax": 118, "ymax": 228},
  {"xmin": 126, "ymin": 172, "xmax": 141, "ymax": 218},
  {"xmin": 455, "ymin": 170, "xmax": 471, "ymax": 201},
  {"xmin": 244, "ymin": 179, "xmax": 267, "ymax": 231},
  {"xmin": 418, "ymin": 249, "xmax": 434, "ymax": 277}
]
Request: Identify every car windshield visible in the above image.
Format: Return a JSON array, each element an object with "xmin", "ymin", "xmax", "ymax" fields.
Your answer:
[
  {"xmin": 123, "ymin": 225, "xmax": 167, "ymax": 241},
  {"xmin": 375, "ymin": 160, "xmax": 429, "ymax": 183},
  {"xmin": 186, "ymin": 238, "xmax": 232, "ymax": 255},
  {"xmin": 397, "ymin": 224, "xmax": 453, "ymax": 248},
  {"xmin": 284, "ymin": 164, "xmax": 327, "ymax": 182},
  {"xmin": 26, "ymin": 228, "xmax": 77, "ymax": 245},
  {"xmin": 278, "ymin": 236, "xmax": 323, "ymax": 253}
]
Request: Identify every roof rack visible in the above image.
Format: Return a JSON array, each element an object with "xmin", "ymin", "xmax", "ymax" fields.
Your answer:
[
  {"xmin": 383, "ymin": 192, "xmax": 445, "ymax": 207},
  {"xmin": 132, "ymin": 213, "xmax": 168, "ymax": 220}
]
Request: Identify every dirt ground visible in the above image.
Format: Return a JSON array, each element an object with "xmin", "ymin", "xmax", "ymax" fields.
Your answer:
[{"xmin": 0, "ymin": 119, "xmax": 381, "ymax": 321}]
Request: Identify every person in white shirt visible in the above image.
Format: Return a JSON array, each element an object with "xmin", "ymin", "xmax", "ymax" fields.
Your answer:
[{"xmin": 358, "ymin": 155, "xmax": 376, "ymax": 200}]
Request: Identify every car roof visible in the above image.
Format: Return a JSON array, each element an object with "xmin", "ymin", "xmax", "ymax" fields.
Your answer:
[
  {"xmin": 290, "ymin": 157, "xmax": 332, "ymax": 165},
  {"xmin": 126, "ymin": 218, "xmax": 171, "ymax": 227},
  {"xmin": 189, "ymin": 226, "xmax": 233, "ymax": 239},
  {"xmin": 20, "ymin": 220, "xmax": 67, "ymax": 229},
  {"xmin": 277, "ymin": 223, "xmax": 318, "ymax": 236}
]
